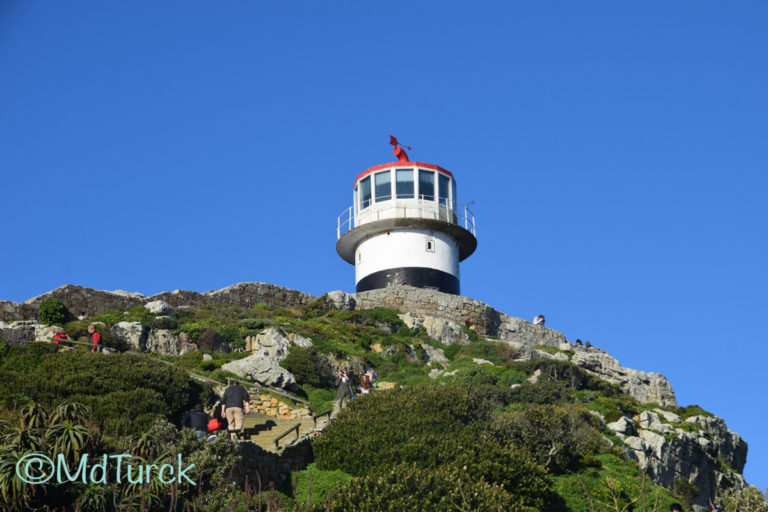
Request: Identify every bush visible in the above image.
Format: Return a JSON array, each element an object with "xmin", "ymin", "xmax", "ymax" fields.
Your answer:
[
  {"xmin": 0, "ymin": 345, "xmax": 210, "ymax": 436},
  {"xmin": 323, "ymin": 463, "xmax": 524, "ymax": 512},
  {"xmin": 38, "ymin": 298, "xmax": 69, "ymax": 325},
  {"xmin": 674, "ymin": 478, "xmax": 700, "ymax": 508},
  {"xmin": 313, "ymin": 385, "xmax": 558, "ymax": 509},
  {"xmin": 495, "ymin": 404, "xmax": 609, "ymax": 473},
  {"xmin": 282, "ymin": 346, "xmax": 323, "ymax": 387},
  {"xmin": 197, "ymin": 328, "xmax": 222, "ymax": 351},
  {"xmin": 153, "ymin": 316, "xmax": 179, "ymax": 330}
]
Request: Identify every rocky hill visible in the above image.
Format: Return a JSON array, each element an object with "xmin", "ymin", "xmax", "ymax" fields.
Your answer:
[{"xmin": 0, "ymin": 282, "xmax": 754, "ymax": 509}]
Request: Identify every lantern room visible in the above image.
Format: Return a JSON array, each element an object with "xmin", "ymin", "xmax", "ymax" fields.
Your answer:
[{"xmin": 336, "ymin": 137, "xmax": 477, "ymax": 295}]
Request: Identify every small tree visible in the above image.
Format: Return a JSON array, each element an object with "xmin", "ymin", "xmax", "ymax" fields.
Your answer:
[{"xmin": 38, "ymin": 298, "xmax": 69, "ymax": 325}]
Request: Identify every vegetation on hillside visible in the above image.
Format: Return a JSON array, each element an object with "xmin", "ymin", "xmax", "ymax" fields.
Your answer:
[{"xmin": 2, "ymin": 298, "xmax": 766, "ymax": 511}]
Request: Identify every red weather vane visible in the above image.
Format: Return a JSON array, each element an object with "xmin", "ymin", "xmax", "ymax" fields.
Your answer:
[{"xmin": 389, "ymin": 135, "xmax": 411, "ymax": 162}]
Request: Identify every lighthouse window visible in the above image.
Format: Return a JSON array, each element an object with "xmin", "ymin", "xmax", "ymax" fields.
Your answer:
[
  {"xmin": 451, "ymin": 179, "xmax": 457, "ymax": 206},
  {"xmin": 419, "ymin": 170, "xmax": 435, "ymax": 201},
  {"xmin": 360, "ymin": 176, "xmax": 371, "ymax": 209},
  {"xmin": 396, "ymin": 169, "xmax": 414, "ymax": 198},
  {"xmin": 375, "ymin": 170, "xmax": 391, "ymax": 202},
  {"xmin": 439, "ymin": 174, "xmax": 450, "ymax": 206}
]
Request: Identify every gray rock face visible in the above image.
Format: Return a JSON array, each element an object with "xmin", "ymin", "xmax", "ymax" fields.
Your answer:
[
  {"xmin": 407, "ymin": 344, "xmax": 448, "ymax": 366},
  {"xmin": 111, "ymin": 321, "xmax": 147, "ymax": 351},
  {"xmin": 0, "ymin": 321, "xmax": 37, "ymax": 345},
  {"xmin": 398, "ymin": 313, "xmax": 470, "ymax": 345},
  {"xmin": 607, "ymin": 416, "xmax": 638, "ymax": 437},
  {"xmin": 251, "ymin": 328, "xmax": 292, "ymax": 361},
  {"xmin": 570, "ymin": 347, "xmax": 677, "ymax": 407},
  {"xmin": 617, "ymin": 412, "xmax": 748, "ymax": 508},
  {"xmin": 497, "ymin": 316, "xmax": 567, "ymax": 347},
  {"xmin": 325, "ymin": 290, "xmax": 356, "ymax": 311},
  {"xmin": 145, "ymin": 300, "xmax": 176, "ymax": 317},
  {"xmin": 287, "ymin": 333, "xmax": 313, "ymax": 348},
  {"xmin": 146, "ymin": 329, "xmax": 178, "ymax": 355},
  {"xmin": 221, "ymin": 354, "xmax": 297, "ymax": 390}
]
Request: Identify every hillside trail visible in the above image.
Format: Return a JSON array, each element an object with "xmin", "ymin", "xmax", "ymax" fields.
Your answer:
[{"xmin": 152, "ymin": 358, "xmax": 330, "ymax": 451}]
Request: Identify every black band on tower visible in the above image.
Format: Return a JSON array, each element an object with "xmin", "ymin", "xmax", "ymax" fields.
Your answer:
[{"xmin": 356, "ymin": 267, "xmax": 459, "ymax": 295}]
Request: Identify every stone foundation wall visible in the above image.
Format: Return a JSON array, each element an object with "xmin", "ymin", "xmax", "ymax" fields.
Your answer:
[
  {"xmin": 251, "ymin": 394, "xmax": 311, "ymax": 419},
  {"xmin": 354, "ymin": 286, "xmax": 503, "ymax": 336}
]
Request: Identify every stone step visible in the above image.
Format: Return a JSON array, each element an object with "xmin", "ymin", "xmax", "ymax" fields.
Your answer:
[{"xmin": 232, "ymin": 413, "xmax": 325, "ymax": 451}]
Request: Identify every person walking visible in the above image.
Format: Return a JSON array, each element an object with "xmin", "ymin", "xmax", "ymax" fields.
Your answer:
[
  {"xmin": 332, "ymin": 370, "xmax": 351, "ymax": 418},
  {"xmin": 221, "ymin": 379, "xmax": 250, "ymax": 440}
]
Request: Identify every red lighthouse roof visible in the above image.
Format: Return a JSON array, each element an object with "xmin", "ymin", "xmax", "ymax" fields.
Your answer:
[{"xmin": 353, "ymin": 137, "xmax": 454, "ymax": 188}]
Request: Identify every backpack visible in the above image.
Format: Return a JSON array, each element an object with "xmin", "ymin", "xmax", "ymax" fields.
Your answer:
[{"xmin": 208, "ymin": 418, "xmax": 221, "ymax": 432}]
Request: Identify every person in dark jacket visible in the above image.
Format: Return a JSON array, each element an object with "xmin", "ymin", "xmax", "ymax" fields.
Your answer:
[
  {"xmin": 181, "ymin": 405, "xmax": 211, "ymax": 439},
  {"xmin": 221, "ymin": 380, "xmax": 250, "ymax": 440}
]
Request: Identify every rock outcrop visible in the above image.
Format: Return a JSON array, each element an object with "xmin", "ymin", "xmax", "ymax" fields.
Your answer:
[
  {"xmin": 221, "ymin": 355, "xmax": 297, "ymax": 390},
  {"xmin": 1, "ymin": 282, "xmax": 316, "ymax": 322},
  {"xmin": 607, "ymin": 410, "xmax": 748, "ymax": 509},
  {"xmin": 399, "ymin": 312, "xmax": 470, "ymax": 345}
]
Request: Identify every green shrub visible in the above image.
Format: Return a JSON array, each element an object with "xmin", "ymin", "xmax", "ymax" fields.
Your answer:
[
  {"xmin": 495, "ymin": 404, "xmax": 609, "ymax": 473},
  {"xmin": 196, "ymin": 328, "xmax": 221, "ymax": 351},
  {"xmin": 288, "ymin": 463, "xmax": 352, "ymax": 507},
  {"xmin": 0, "ymin": 345, "xmax": 210, "ymax": 436},
  {"xmin": 282, "ymin": 346, "xmax": 323, "ymax": 387},
  {"xmin": 323, "ymin": 463, "xmax": 524, "ymax": 511},
  {"xmin": 38, "ymin": 298, "xmax": 69, "ymax": 325},
  {"xmin": 677, "ymin": 404, "xmax": 714, "ymax": 420},
  {"xmin": 674, "ymin": 478, "xmax": 700, "ymax": 508},
  {"xmin": 153, "ymin": 316, "xmax": 179, "ymax": 330}
]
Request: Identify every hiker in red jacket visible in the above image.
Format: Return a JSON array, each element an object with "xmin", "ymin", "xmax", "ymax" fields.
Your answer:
[{"xmin": 87, "ymin": 324, "xmax": 101, "ymax": 352}]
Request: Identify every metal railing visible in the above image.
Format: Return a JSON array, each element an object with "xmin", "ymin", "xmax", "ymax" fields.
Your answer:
[
  {"xmin": 313, "ymin": 409, "xmax": 332, "ymax": 428},
  {"xmin": 274, "ymin": 423, "xmax": 301, "ymax": 449},
  {"xmin": 337, "ymin": 198, "xmax": 476, "ymax": 239}
]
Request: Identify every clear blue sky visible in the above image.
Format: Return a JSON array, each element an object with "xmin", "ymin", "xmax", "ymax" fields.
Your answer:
[{"xmin": 2, "ymin": 1, "xmax": 766, "ymax": 493}]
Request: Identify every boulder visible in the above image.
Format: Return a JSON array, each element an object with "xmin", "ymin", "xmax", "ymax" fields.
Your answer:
[
  {"xmin": 421, "ymin": 344, "xmax": 448, "ymax": 366},
  {"xmin": 325, "ymin": 290, "xmax": 356, "ymax": 311},
  {"xmin": 287, "ymin": 333, "xmax": 313, "ymax": 348},
  {"xmin": 637, "ymin": 411, "xmax": 670, "ymax": 434},
  {"xmin": 221, "ymin": 354, "xmax": 297, "ymax": 390},
  {"xmin": 607, "ymin": 416, "xmax": 637, "ymax": 437},
  {"xmin": 35, "ymin": 324, "xmax": 61, "ymax": 343},
  {"xmin": 145, "ymin": 300, "xmax": 176, "ymax": 317},
  {"xmin": 146, "ymin": 329, "xmax": 178, "ymax": 355},
  {"xmin": 110, "ymin": 321, "xmax": 147, "ymax": 351}
]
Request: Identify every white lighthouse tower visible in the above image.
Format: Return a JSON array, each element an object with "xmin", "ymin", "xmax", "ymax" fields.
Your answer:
[{"xmin": 336, "ymin": 137, "xmax": 477, "ymax": 294}]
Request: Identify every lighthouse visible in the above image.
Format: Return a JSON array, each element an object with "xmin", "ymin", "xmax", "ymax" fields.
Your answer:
[{"xmin": 336, "ymin": 137, "xmax": 477, "ymax": 294}]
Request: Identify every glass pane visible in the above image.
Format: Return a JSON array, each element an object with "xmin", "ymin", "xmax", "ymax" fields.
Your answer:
[
  {"xmin": 354, "ymin": 185, "xmax": 358, "ymax": 213},
  {"xmin": 439, "ymin": 174, "xmax": 450, "ymax": 206},
  {"xmin": 375, "ymin": 170, "xmax": 391, "ymax": 202},
  {"xmin": 360, "ymin": 177, "xmax": 371, "ymax": 209},
  {"xmin": 396, "ymin": 169, "xmax": 414, "ymax": 198},
  {"xmin": 419, "ymin": 170, "xmax": 434, "ymax": 201}
]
